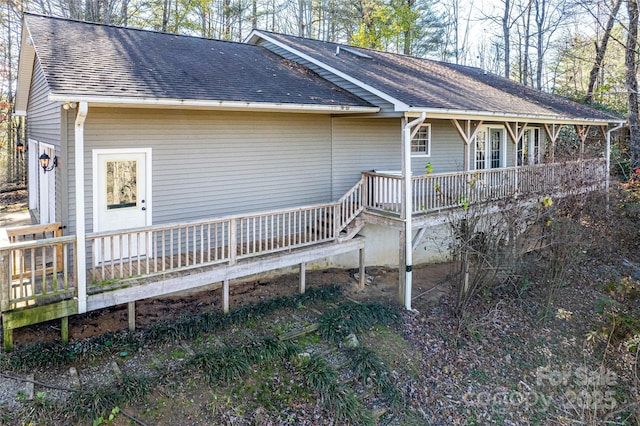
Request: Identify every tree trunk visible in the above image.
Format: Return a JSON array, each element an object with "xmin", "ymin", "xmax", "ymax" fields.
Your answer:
[
  {"xmin": 403, "ymin": 0, "xmax": 415, "ymax": 55},
  {"xmin": 5, "ymin": 3, "xmax": 16, "ymax": 184},
  {"xmin": 162, "ymin": 0, "xmax": 170, "ymax": 32},
  {"xmin": 298, "ymin": 0, "xmax": 305, "ymax": 36},
  {"xmin": 523, "ymin": 0, "xmax": 531, "ymax": 85},
  {"xmin": 585, "ymin": 0, "xmax": 622, "ymax": 104},
  {"xmin": 626, "ymin": 0, "xmax": 640, "ymax": 172},
  {"xmin": 223, "ymin": 0, "xmax": 231, "ymax": 40},
  {"xmin": 535, "ymin": 0, "xmax": 545, "ymax": 89},
  {"xmin": 503, "ymin": 0, "xmax": 511, "ymax": 78},
  {"xmin": 252, "ymin": 0, "xmax": 257, "ymax": 29}
]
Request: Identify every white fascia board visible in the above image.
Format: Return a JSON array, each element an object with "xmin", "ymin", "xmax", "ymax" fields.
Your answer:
[
  {"xmin": 248, "ymin": 30, "xmax": 410, "ymax": 112},
  {"xmin": 405, "ymin": 107, "xmax": 625, "ymax": 126},
  {"xmin": 47, "ymin": 94, "xmax": 380, "ymax": 114}
]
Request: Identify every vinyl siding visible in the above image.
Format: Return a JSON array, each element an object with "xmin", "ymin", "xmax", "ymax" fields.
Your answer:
[
  {"xmin": 67, "ymin": 108, "xmax": 332, "ymax": 234},
  {"xmin": 26, "ymin": 59, "xmax": 60, "ymax": 145},
  {"xmin": 331, "ymin": 118, "xmax": 468, "ymax": 197},
  {"xmin": 427, "ymin": 120, "xmax": 466, "ymax": 174},
  {"xmin": 331, "ymin": 117, "xmax": 401, "ymax": 197}
]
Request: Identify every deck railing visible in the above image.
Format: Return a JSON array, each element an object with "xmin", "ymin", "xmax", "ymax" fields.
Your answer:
[
  {"xmin": 363, "ymin": 159, "xmax": 607, "ymax": 215},
  {"xmin": 86, "ymin": 203, "xmax": 340, "ymax": 286},
  {"xmin": 1, "ymin": 159, "xmax": 607, "ymax": 308},
  {"xmin": 0, "ymin": 232, "xmax": 76, "ymax": 312},
  {"xmin": 336, "ymin": 179, "xmax": 365, "ymax": 233}
]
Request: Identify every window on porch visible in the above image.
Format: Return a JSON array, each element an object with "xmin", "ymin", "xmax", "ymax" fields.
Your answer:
[{"xmin": 411, "ymin": 124, "xmax": 431, "ymax": 157}]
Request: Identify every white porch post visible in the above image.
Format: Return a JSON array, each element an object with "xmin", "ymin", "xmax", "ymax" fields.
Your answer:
[
  {"xmin": 75, "ymin": 102, "xmax": 88, "ymax": 313},
  {"xmin": 401, "ymin": 113, "xmax": 425, "ymax": 311}
]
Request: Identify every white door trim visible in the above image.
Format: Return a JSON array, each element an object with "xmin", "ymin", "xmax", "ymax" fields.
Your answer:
[
  {"xmin": 92, "ymin": 148, "xmax": 153, "ymax": 233},
  {"xmin": 27, "ymin": 138, "xmax": 39, "ymax": 211},
  {"xmin": 38, "ymin": 142, "xmax": 56, "ymax": 224}
]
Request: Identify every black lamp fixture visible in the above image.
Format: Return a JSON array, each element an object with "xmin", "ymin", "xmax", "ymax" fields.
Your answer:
[
  {"xmin": 16, "ymin": 142, "xmax": 24, "ymax": 153},
  {"xmin": 39, "ymin": 152, "xmax": 57, "ymax": 173}
]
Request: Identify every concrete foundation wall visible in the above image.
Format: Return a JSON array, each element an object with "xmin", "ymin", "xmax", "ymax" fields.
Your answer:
[{"xmin": 312, "ymin": 223, "xmax": 453, "ymax": 270}]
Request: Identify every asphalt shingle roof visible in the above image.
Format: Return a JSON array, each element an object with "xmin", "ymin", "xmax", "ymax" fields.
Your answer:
[
  {"xmin": 24, "ymin": 14, "xmax": 372, "ymax": 108},
  {"xmin": 258, "ymin": 32, "xmax": 621, "ymax": 122}
]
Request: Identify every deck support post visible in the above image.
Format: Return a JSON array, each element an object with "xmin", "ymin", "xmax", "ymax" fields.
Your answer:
[
  {"xmin": 398, "ymin": 229, "xmax": 406, "ymax": 304},
  {"xmin": 299, "ymin": 262, "xmax": 306, "ymax": 294},
  {"xmin": 61, "ymin": 316, "xmax": 69, "ymax": 343},
  {"xmin": 128, "ymin": 301, "xmax": 136, "ymax": 332},
  {"xmin": 1, "ymin": 235, "xmax": 12, "ymax": 350},
  {"xmin": 3, "ymin": 320, "xmax": 12, "ymax": 352},
  {"xmin": 0, "ymin": 246, "xmax": 9, "ymax": 313},
  {"xmin": 359, "ymin": 248, "xmax": 365, "ymax": 290},
  {"xmin": 223, "ymin": 279, "xmax": 229, "ymax": 314}
]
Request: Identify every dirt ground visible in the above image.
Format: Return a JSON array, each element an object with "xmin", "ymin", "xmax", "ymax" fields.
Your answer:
[
  {"xmin": 3, "ymin": 188, "xmax": 639, "ymax": 425},
  {"xmin": 0, "ymin": 189, "xmax": 30, "ymax": 228},
  {"xmin": 10, "ymin": 263, "xmax": 451, "ymax": 349}
]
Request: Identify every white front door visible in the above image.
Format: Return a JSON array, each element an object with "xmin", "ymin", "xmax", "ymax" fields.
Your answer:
[
  {"xmin": 93, "ymin": 149, "xmax": 152, "ymax": 263},
  {"xmin": 475, "ymin": 127, "xmax": 505, "ymax": 170}
]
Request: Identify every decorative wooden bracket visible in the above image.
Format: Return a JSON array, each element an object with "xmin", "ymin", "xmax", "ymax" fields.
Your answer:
[
  {"xmin": 504, "ymin": 121, "xmax": 529, "ymax": 145},
  {"xmin": 599, "ymin": 125, "xmax": 608, "ymax": 140},
  {"xmin": 451, "ymin": 119, "xmax": 483, "ymax": 171},
  {"xmin": 451, "ymin": 119, "xmax": 484, "ymax": 145},
  {"xmin": 574, "ymin": 124, "xmax": 590, "ymax": 159},
  {"xmin": 543, "ymin": 123, "xmax": 564, "ymax": 163}
]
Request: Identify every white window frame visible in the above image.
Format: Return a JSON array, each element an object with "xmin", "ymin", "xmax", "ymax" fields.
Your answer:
[
  {"xmin": 411, "ymin": 123, "xmax": 431, "ymax": 157},
  {"xmin": 474, "ymin": 126, "xmax": 505, "ymax": 170}
]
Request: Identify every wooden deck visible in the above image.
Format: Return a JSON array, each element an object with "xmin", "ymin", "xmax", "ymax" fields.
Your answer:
[{"xmin": 0, "ymin": 158, "xmax": 607, "ymax": 350}]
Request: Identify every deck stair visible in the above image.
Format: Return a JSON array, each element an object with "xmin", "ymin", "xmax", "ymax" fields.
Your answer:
[{"xmin": 338, "ymin": 218, "xmax": 366, "ymax": 242}]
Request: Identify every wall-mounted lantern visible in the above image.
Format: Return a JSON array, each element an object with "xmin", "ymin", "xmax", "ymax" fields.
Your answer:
[{"xmin": 39, "ymin": 152, "xmax": 57, "ymax": 173}]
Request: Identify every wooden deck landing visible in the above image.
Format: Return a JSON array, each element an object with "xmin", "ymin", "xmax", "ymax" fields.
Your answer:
[{"xmin": 2, "ymin": 236, "xmax": 365, "ymax": 351}]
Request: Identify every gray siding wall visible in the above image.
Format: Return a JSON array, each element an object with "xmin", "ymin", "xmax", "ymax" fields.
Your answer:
[
  {"xmin": 331, "ymin": 117, "xmax": 401, "ymax": 197},
  {"xmin": 331, "ymin": 118, "xmax": 468, "ymax": 197},
  {"xmin": 26, "ymin": 59, "xmax": 63, "ymax": 223},
  {"xmin": 62, "ymin": 107, "xmax": 526, "ymax": 235},
  {"xmin": 26, "ymin": 60, "xmax": 60, "ymax": 145},
  {"xmin": 65, "ymin": 108, "xmax": 333, "ymax": 234},
  {"xmin": 428, "ymin": 120, "xmax": 466, "ymax": 174}
]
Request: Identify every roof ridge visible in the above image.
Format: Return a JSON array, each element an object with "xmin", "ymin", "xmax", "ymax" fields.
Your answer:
[
  {"xmin": 23, "ymin": 12, "xmax": 250, "ymax": 47},
  {"xmin": 256, "ymin": 30, "xmax": 488, "ymax": 73}
]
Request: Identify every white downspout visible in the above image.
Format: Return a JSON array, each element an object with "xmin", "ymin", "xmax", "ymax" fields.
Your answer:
[
  {"xmin": 402, "ymin": 112, "xmax": 426, "ymax": 311},
  {"xmin": 606, "ymin": 122, "xmax": 625, "ymax": 210},
  {"xmin": 75, "ymin": 102, "xmax": 88, "ymax": 313}
]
